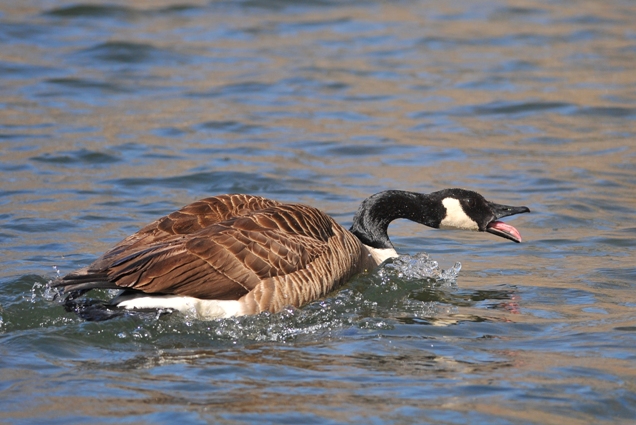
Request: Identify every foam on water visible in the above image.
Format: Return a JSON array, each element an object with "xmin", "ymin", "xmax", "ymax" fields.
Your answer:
[
  {"xmin": 18, "ymin": 252, "xmax": 462, "ymax": 345},
  {"xmin": 378, "ymin": 252, "xmax": 462, "ymax": 283}
]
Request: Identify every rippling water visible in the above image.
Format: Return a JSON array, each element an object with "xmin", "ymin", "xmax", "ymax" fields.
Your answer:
[{"xmin": 1, "ymin": 0, "xmax": 635, "ymax": 423}]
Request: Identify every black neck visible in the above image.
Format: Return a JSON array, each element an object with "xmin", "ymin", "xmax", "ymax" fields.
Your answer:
[{"xmin": 348, "ymin": 190, "xmax": 445, "ymax": 249}]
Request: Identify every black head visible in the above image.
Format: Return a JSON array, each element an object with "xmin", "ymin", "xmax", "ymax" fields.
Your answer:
[
  {"xmin": 430, "ymin": 188, "xmax": 530, "ymax": 243},
  {"xmin": 349, "ymin": 188, "xmax": 530, "ymax": 249}
]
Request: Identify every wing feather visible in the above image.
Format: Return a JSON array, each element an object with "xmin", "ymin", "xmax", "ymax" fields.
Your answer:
[
  {"xmin": 55, "ymin": 197, "xmax": 338, "ymax": 302},
  {"xmin": 86, "ymin": 194, "xmax": 281, "ymax": 270}
]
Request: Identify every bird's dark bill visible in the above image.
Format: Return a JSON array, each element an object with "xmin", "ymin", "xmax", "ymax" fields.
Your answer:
[{"xmin": 489, "ymin": 203, "xmax": 531, "ymax": 220}]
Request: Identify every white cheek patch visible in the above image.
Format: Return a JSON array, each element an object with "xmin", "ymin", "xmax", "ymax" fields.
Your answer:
[{"xmin": 439, "ymin": 198, "xmax": 479, "ymax": 231}]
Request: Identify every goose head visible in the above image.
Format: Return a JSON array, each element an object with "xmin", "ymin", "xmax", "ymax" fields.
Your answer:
[
  {"xmin": 350, "ymin": 188, "xmax": 530, "ymax": 249},
  {"xmin": 433, "ymin": 188, "xmax": 530, "ymax": 243}
]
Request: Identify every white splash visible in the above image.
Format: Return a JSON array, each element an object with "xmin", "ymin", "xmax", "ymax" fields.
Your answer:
[{"xmin": 379, "ymin": 252, "xmax": 461, "ymax": 282}]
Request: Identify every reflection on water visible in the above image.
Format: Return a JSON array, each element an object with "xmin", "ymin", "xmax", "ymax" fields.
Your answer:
[{"xmin": 1, "ymin": 0, "xmax": 636, "ymax": 423}]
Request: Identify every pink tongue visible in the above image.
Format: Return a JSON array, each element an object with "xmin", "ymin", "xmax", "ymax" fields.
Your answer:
[{"xmin": 489, "ymin": 221, "xmax": 522, "ymax": 242}]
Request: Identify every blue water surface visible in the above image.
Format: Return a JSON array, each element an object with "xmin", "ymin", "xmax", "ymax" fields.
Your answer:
[{"xmin": 1, "ymin": 1, "xmax": 636, "ymax": 424}]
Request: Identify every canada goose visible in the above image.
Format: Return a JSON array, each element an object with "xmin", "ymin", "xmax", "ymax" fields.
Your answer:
[{"xmin": 54, "ymin": 189, "xmax": 529, "ymax": 320}]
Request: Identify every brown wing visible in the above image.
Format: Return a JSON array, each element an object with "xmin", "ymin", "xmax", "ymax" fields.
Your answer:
[
  {"xmin": 58, "ymin": 200, "xmax": 336, "ymax": 301},
  {"xmin": 89, "ymin": 194, "xmax": 282, "ymax": 270}
]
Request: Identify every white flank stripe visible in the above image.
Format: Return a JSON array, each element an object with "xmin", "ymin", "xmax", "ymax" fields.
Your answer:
[{"xmin": 113, "ymin": 293, "xmax": 245, "ymax": 320}]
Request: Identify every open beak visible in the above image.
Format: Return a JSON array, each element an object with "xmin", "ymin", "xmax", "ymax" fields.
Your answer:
[{"xmin": 486, "ymin": 203, "xmax": 530, "ymax": 243}]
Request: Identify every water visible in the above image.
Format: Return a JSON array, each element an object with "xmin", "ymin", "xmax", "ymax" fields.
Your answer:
[{"xmin": 1, "ymin": 0, "xmax": 635, "ymax": 423}]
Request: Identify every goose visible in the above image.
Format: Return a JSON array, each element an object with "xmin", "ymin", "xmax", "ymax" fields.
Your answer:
[{"xmin": 53, "ymin": 189, "xmax": 529, "ymax": 320}]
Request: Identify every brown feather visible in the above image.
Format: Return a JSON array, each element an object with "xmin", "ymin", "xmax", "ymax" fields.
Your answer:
[{"xmin": 55, "ymin": 194, "xmax": 371, "ymax": 313}]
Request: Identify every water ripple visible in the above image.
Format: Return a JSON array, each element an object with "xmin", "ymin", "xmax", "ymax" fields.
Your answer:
[
  {"xmin": 31, "ymin": 149, "xmax": 121, "ymax": 166},
  {"xmin": 76, "ymin": 41, "xmax": 192, "ymax": 66},
  {"xmin": 45, "ymin": 4, "xmax": 142, "ymax": 19},
  {"xmin": 44, "ymin": 3, "xmax": 202, "ymax": 19}
]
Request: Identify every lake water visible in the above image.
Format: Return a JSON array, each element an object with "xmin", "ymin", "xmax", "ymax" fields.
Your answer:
[{"xmin": 1, "ymin": 0, "xmax": 635, "ymax": 423}]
